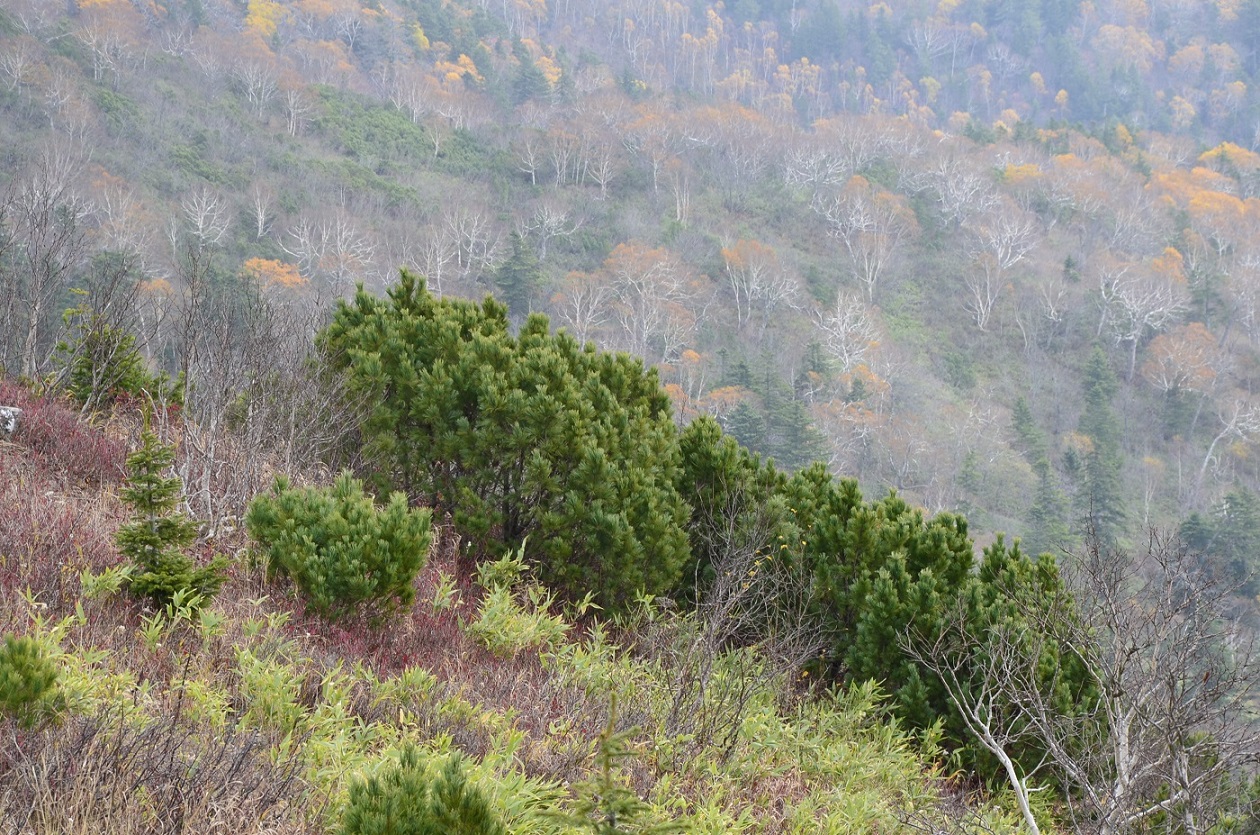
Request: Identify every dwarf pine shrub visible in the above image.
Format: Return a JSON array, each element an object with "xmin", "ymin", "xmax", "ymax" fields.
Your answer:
[
  {"xmin": 246, "ymin": 472, "xmax": 431, "ymax": 621},
  {"xmin": 340, "ymin": 748, "xmax": 505, "ymax": 835},
  {"xmin": 0, "ymin": 634, "xmax": 64, "ymax": 728}
]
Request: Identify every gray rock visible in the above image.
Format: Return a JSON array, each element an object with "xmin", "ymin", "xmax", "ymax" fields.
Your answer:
[{"xmin": 0, "ymin": 406, "xmax": 21, "ymax": 438}]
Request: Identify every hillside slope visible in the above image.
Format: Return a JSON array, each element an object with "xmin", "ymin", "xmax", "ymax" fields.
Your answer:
[
  {"xmin": 4, "ymin": 0, "xmax": 1260, "ymax": 575},
  {"xmin": 0, "ymin": 383, "xmax": 1003, "ymax": 833}
]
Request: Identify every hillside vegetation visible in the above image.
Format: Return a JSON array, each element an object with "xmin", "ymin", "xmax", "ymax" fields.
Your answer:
[
  {"xmin": 2, "ymin": 295, "xmax": 1258, "ymax": 831},
  {"xmin": 10, "ymin": 0, "xmax": 1260, "ymax": 561},
  {"xmin": 0, "ymin": 381, "xmax": 1019, "ymax": 833},
  {"xmin": 3, "ymin": 0, "xmax": 1260, "ymax": 830}
]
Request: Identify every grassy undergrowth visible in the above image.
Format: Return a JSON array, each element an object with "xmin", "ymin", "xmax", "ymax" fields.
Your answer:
[{"xmin": 0, "ymin": 385, "xmax": 1024, "ymax": 833}]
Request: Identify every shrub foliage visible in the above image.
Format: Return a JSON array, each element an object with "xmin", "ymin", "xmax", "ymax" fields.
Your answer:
[
  {"xmin": 246, "ymin": 472, "xmax": 432, "ymax": 621},
  {"xmin": 320, "ymin": 271, "xmax": 689, "ymax": 611},
  {"xmin": 340, "ymin": 748, "xmax": 506, "ymax": 835},
  {"xmin": 0, "ymin": 633, "xmax": 63, "ymax": 728}
]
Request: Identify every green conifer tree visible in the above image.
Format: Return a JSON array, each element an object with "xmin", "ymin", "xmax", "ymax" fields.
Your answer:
[
  {"xmin": 793, "ymin": 339, "xmax": 834, "ymax": 400},
  {"xmin": 1024, "ymin": 457, "xmax": 1071, "ymax": 556},
  {"xmin": 493, "ymin": 231, "xmax": 542, "ymax": 319},
  {"xmin": 118, "ymin": 431, "xmax": 226, "ymax": 607},
  {"xmin": 1011, "ymin": 396, "xmax": 1048, "ymax": 465},
  {"xmin": 246, "ymin": 473, "xmax": 432, "ymax": 622},
  {"xmin": 550, "ymin": 700, "xmax": 687, "ymax": 834},
  {"xmin": 724, "ymin": 401, "xmax": 765, "ymax": 453},
  {"xmin": 1180, "ymin": 488, "xmax": 1260, "ymax": 596},
  {"xmin": 0, "ymin": 634, "xmax": 64, "ymax": 729},
  {"xmin": 511, "ymin": 39, "xmax": 550, "ymax": 104},
  {"xmin": 1075, "ymin": 348, "xmax": 1126, "ymax": 540},
  {"xmin": 321, "ymin": 272, "xmax": 689, "ymax": 611},
  {"xmin": 674, "ymin": 416, "xmax": 787, "ymax": 592}
]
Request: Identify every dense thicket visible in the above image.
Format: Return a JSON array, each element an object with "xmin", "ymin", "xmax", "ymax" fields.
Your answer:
[
  {"xmin": 673, "ymin": 412, "xmax": 1090, "ymax": 772},
  {"xmin": 321, "ymin": 271, "xmax": 690, "ymax": 610},
  {"xmin": 319, "ymin": 277, "xmax": 1094, "ymax": 769}
]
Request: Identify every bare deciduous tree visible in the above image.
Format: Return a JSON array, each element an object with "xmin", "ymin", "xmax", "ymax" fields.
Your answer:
[
  {"xmin": 524, "ymin": 202, "xmax": 581, "ymax": 261},
  {"xmin": 164, "ymin": 267, "xmax": 364, "ymax": 527},
  {"xmin": 550, "ymin": 270, "xmax": 613, "ymax": 346},
  {"xmin": 719, "ymin": 238, "xmax": 800, "ymax": 333},
  {"xmin": 4, "ymin": 145, "xmax": 90, "ymax": 378},
  {"xmin": 234, "ymin": 59, "xmax": 278, "ymax": 118},
  {"xmin": 812, "ymin": 177, "xmax": 917, "ymax": 302},
  {"xmin": 180, "ymin": 186, "xmax": 230, "ymax": 249},
  {"xmin": 906, "ymin": 528, "xmax": 1260, "ymax": 835},
  {"xmin": 1097, "ymin": 257, "xmax": 1187, "ymax": 381},
  {"xmin": 606, "ymin": 242, "xmax": 701, "ymax": 364},
  {"xmin": 653, "ymin": 481, "xmax": 824, "ymax": 766},
  {"xmin": 819, "ymin": 293, "xmax": 879, "ymax": 373},
  {"xmin": 1195, "ymin": 396, "xmax": 1260, "ymax": 500},
  {"xmin": 964, "ymin": 204, "xmax": 1039, "ymax": 331},
  {"xmin": 282, "ymin": 211, "xmax": 378, "ymax": 294}
]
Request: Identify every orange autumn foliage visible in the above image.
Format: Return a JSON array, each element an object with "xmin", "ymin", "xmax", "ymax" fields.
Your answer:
[{"xmin": 243, "ymin": 258, "xmax": 306, "ymax": 289}]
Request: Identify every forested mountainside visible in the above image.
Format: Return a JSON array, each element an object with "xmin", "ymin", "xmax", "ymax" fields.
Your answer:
[
  {"xmin": 3, "ymin": 2, "xmax": 1260, "ymax": 831},
  {"xmin": 14, "ymin": 0, "xmax": 1260, "ymax": 569},
  {"xmin": 12, "ymin": 0, "xmax": 1260, "ymax": 562}
]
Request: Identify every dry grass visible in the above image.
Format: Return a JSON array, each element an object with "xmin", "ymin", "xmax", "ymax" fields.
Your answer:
[{"xmin": 0, "ymin": 708, "xmax": 315, "ymax": 835}]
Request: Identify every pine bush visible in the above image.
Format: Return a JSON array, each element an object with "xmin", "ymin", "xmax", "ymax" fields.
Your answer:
[
  {"xmin": 0, "ymin": 634, "xmax": 64, "ymax": 728},
  {"xmin": 320, "ymin": 271, "xmax": 689, "ymax": 612},
  {"xmin": 340, "ymin": 748, "xmax": 505, "ymax": 835},
  {"xmin": 246, "ymin": 472, "xmax": 432, "ymax": 621}
]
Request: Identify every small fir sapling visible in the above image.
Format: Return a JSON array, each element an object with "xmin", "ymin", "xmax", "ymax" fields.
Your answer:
[
  {"xmin": 550, "ymin": 697, "xmax": 688, "ymax": 834},
  {"xmin": 117, "ymin": 431, "xmax": 226, "ymax": 608}
]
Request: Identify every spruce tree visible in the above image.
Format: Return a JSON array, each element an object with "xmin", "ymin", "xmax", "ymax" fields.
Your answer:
[
  {"xmin": 793, "ymin": 339, "xmax": 834, "ymax": 400},
  {"xmin": 1180, "ymin": 488, "xmax": 1260, "ymax": 595},
  {"xmin": 493, "ymin": 231, "xmax": 542, "ymax": 319},
  {"xmin": 724, "ymin": 401, "xmax": 765, "ymax": 452},
  {"xmin": 118, "ymin": 431, "xmax": 226, "ymax": 607},
  {"xmin": 1075, "ymin": 348, "xmax": 1126, "ymax": 540},
  {"xmin": 1024, "ymin": 457, "xmax": 1071, "ymax": 556},
  {"xmin": 550, "ymin": 700, "xmax": 686, "ymax": 834},
  {"xmin": 760, "ymin": 372, "xmax": 824, "ymax": 471},
  {"xmin": 1011, "ymin": 396, "xmax": 1048, "ymax": 465},
  {"xmin": 511, "ymin": 38, "xmax": 550, "ymax": 104}
]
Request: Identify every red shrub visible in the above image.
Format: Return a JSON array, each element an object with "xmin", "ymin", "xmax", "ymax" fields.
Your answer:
[{"xmin": 0, "ymin": 381, "xmax": 127, "ymax": 486}]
